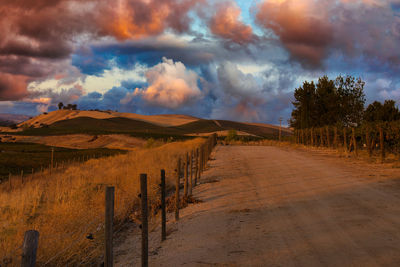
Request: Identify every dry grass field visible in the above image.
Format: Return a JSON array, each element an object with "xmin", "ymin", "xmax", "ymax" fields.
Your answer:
[
  {"xmin": 3, "ymin": 134, "xmax": 147, "ymax": 150},
  {"xmin": 0, "ymin": 138, "xmax": 205, "ymax": 266},
  {"xmin": 20, "ymin": 110, "xmax": 198, "ymax": 128}
]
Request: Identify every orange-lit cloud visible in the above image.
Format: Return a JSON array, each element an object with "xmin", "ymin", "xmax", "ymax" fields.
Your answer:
[
  {"xmin": 123, "ymin": 58, "xmax": 202, "ymax": 109},
  {"xmin": 97, "ymin": 0, "xmax": 204, "ymax": 40},
  {"xmin": 0, "ymin": 73, "xmax": 29, "ymax": 100},
  {"xmin": 0, "ymin": 0, "xmax": 205, "ymax": 101},
  {"xmin": 256, "ymin": 0, "xmax": 333, "ymax": 67},
  {"xmin": 209, "ymin": 2, "xmax": 253, "ymax": 44},
  {"xmin": 256, "ymin": 0, "xmax": 400, "ymax": 68}
]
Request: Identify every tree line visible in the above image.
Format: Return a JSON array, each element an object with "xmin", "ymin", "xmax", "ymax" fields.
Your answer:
[
  {"xmin": 290, "ymin": 75, "xmax": 400, "ymax": 129},
  {"xmin": 58, "ymin": 102, "xmax": 77, "ymax": 110}
]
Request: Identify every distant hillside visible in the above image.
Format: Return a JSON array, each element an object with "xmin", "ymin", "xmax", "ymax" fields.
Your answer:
[
  {"xmin": 13, "ymin": 110, "xmax": 292, "ymax": 139},
  {"xmin": 0, "ymin": 113, "xmax": 30, "ymax": 125},
  {"xmin": 21, "ymin": 110, "xmax": 197, "ymax": 128}
]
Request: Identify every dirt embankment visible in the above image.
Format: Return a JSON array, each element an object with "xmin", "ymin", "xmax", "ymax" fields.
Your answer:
[{"xmin": 114, "ymin": 145, "xmax": 400, "ymax": 266}]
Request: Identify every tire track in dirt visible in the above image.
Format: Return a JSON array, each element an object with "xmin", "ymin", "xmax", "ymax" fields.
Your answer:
[{"xmin": 115, "ymin": 146, "xmax": 400, "ymax": 266}]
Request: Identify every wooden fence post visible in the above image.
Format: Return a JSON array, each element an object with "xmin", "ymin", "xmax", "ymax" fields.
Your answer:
[
  {"xmin": 298, "ymin": 130, "xmax": 300, "ymax": 144},
  {"xmin": 50, "ymin": 147, "xmax": 54, "ymax": 175},
  {"xmin": 314, "ymin": 128, "xmax": 317, "ymax": 146},
  {"xmin": 304, "ymin": 128, "xmax": 309, "ymax": 145},
  {"xmin": 105, "ymin": 186, "xmax": 114, "ymax": 267},
  {"xmin": 326, "ymin": 126, "xmax": 331, "ymax": 148},
  {"xmin": 202, "ymin": 145, "xmax": 205, "ymax": 175},
  {"xmin": 195, "ymin": 148, "xmax": 199, "ymax": 185},
  {"xmin": 140, "ymin": 174, "xmax": 148, "ymax": 267},
  {"xmin": 205, "ymin": 144, "xmax": 208, "ymax": 169},
  {"xmin": 343, "ymin": 128, "xmax": 348, "ymax": 153},
  {"xmin": 310, "ymin": 128, "xmax": 314, "ymax": 146},
  {"xmin": 205, "ymin": 144, "xmax": 209, "ymax": 167},
  {"xmin": 333, "ymin": 127, "xmax": 338, "ymax": 148},
  {"xmin": 319, "ymin": 128, "xmax": 324, "ymax": 147},
  {"xmin": 203, "ymin": 145, "xmax": 206, "ymax": 170},
  {"xmin": 21, "ymin": 230, "xmax": 39, "ymax": 267},
  {"xmin": 366, "ymin": 128, "xmax": 372, "ymax": 158},
  {"xmin": 175, "ymin": 158, "xmax": 180, "ymax": 221},
  {"xmin": 184, "ymin": 153, "xmax": 189, "ymax": 198},
  {"xmin": 160, "ymin": 170, "xmax": 166, "ymax": 241},
  {"xmin": 379, "ymin": 126, "xmax": 385, "ymax": 163},
  {"xmin": 189, "ymin": 151, "xmax": 193, "ymax": 196},
  {"xmin": 352, "ymin": 128, "xmax": 358, "ymax": 156}
]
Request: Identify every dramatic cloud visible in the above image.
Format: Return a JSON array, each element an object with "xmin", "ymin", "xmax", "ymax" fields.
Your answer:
[
  {"xmin": 0, "ymin": 73, "xmax": 29, "ymax": 100},
  {"xmin": 209, "ymin": 1, "xmax": 253, "ymax": 44},
  {"xmin": 0, "ymin": 0, "xmax": 206, "ymax": 100},
  {"xmin": 256, "ymin": 0, "xmax": 400, "ymax": 68},
  {"xmin": 123, "ymin": 58, "xmax": 202, "ymax": 109},
  {"xmin": 256, "ymin": 0, "xmax": 334, "ymax": 67},
  {"xmin": 2, "ymin": 0, "xmax": 400, "ymax": 124},
  {"xmin": 213, "ymin": 62, "xmax": 270, "ymax": 122},
  {"xmin": 96, "ymin": 0, "xmax": 204, "ymax": 40}
]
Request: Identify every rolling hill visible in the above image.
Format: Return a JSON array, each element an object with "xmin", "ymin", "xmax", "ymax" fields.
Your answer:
[
  {"xmin": 7, "ymin": 110, "xmax": 291, "ymax": 139},
  {"xmin": 20, "ymin": 110, "xmax": 197, "ymax": 128}
]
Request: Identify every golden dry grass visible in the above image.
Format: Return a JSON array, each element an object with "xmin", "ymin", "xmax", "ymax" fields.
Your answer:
[
  {"xmin": 7, "ymin": 134, "xmax": 146, "ymax": 150},
  {"xmin": 21, "ymin": 110, "xmax": 198, "ymax": 128},
  {"xmin": 0, "ymin": 138, "xmax": 205, "ymax": 266}
]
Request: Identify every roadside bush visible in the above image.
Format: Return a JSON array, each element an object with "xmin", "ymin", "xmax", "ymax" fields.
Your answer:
[{"xmin": 225, "ymin": 129, "xmax": 238, "ymax": 142}]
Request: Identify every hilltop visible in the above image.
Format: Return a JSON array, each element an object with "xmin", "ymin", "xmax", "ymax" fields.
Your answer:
[
  {"xmin": 20, "ymin": 110, "xmax": 198, "ymax": 128},
  {"xmin": 12, "ymin": 110, "xmax": 290, "ymax": 138}
]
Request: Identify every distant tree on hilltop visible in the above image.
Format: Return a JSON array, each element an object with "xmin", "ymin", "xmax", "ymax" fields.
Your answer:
[{"xmin": 63, "ymin": 104, "xmax": 78, "ymax": 110}]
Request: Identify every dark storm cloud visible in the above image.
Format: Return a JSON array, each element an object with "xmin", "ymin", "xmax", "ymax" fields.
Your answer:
[
  {"xmin": 256, "ymin": 0, "xmax": 400, "ymax": 70},
  {"xmin": 0, "ymin": 0, "xmax": 208, "ymax": 100}
]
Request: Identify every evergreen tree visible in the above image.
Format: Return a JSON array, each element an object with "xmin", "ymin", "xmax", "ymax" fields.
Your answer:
[{"xmin": 290, "ymin": 75, "xmax": 366, "ymax": 129}]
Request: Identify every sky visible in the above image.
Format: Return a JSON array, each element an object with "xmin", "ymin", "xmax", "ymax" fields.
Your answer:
[{"xmin": 1, "ymin": 0, "xmax": 400, "ymax": 124}]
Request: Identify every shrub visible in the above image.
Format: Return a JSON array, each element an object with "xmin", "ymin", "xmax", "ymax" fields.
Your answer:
[
  {"xmin": 145, "ymin": 137, "xmax": 155, "ymax": 148},
  {"xmin": 226, "ymin": 129, "xmax": 238, "ymax": 142}
]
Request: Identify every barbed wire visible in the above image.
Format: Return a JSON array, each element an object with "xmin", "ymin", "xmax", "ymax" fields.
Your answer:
[
  {"xmin": 41, "ymin": 214, "xmax": 103, "ymax": 266},
  {"xmin": 1, "ymin": 141, "xmax": 211, "ymax": 266}
]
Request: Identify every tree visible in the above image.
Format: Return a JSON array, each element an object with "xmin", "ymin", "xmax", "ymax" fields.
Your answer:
[
  {"xmin": 290, "ymin": 81, "xmax": 317, "ymax": 129},
  {"xmin": 315, "ymin": 76, "xmax": 339, "ymax": 126},
  {"xmin": 364, "ymin": 100, "xmax": 400, "ymax": 122},
  {"xmin": 336, "ymin": 75, "xmax": 366, "ymax": 127},
  {"xmin": 63, "ymin": 104, "xmax": 78, "ymax": 110},
  {"xmin": 290, "ymin": 75, "xmax": 366, "ymax": 129},
  {"xmin": 58, "ymin": 102, "xmax": 64, "ymax": 110}
]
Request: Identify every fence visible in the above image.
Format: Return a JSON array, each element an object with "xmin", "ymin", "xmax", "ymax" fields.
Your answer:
[
  {"xmin": 1, "ymin": 134, "xmax": 217, "ymax": 266},
  {"xmin": 292, "ymin": 122, "xmax": 400, "ymax": 162},
  {"xmin": 1, "ymin": 152, "xmax": 115, "ymax": 188}
]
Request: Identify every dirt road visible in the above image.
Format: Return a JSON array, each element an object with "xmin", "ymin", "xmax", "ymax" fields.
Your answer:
[{"xmin": 115, "ymin": 146, "xmax": 400, "ymax": 266}]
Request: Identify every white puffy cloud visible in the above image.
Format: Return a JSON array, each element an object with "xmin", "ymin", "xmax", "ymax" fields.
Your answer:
[{"xmin": 124, "ymin": 57, "xmax": 202, "ymax": 109}]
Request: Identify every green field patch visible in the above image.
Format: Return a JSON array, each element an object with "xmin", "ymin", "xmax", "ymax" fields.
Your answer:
[{"xmin": 0, "ymin": 142, "xmax": 126, "ymax": 182}]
